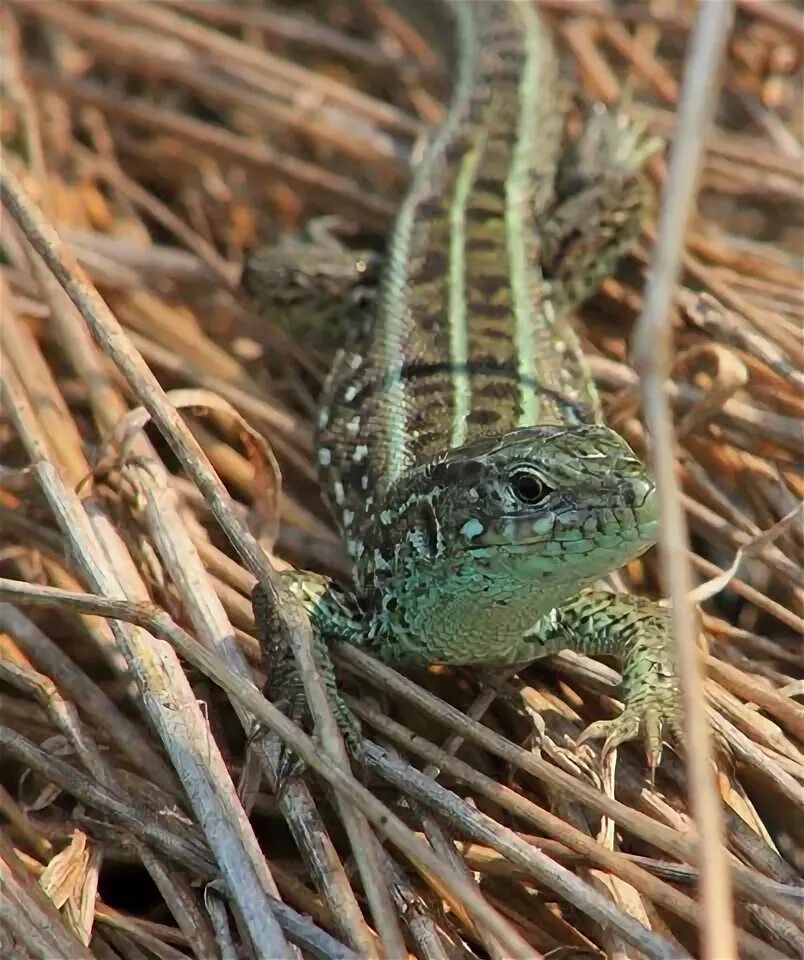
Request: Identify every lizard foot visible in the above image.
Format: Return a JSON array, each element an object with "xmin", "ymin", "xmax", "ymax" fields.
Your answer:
[
  {"xmin": 268, "ymin": 679, "xmax": 365, "ymax": 793},
  {"xmin": 267, "ymin": 702, "xmax": 365, "ymax": 795},
  {"xmin": 576, "ymin": 693, "xmax": 682, "ymax": 774},
  {"xmin": 274, "ymin": 731, "xmax": 308, "ymax": 792}
]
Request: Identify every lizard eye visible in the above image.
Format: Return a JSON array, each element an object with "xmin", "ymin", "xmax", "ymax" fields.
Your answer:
[{"xmin": 509, "ymin": 469, "xmax": 550, "ymax": 505}]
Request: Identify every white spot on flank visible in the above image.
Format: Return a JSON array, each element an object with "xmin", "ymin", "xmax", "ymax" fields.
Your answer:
[
  {"xmin": 318, "ymin": 448, "xmax": 332, "ymax": 466},
  {"xmin": 346, "ymin": 415, "xmax": 361, "ymax": 435},
  {"xmin": 332, "ymin": 481, "xmax": 345, "ymax": 505},
  {"xmin": 344, "ymin": 384, "xmax": 359, "ymax": 402},
  {"xmin": 360, "ymin": 474, "xmax": 369, "ymax": 489},
  {"xmin": 354, "ymin": 444, "xmax": 368, "ymax": 462}
]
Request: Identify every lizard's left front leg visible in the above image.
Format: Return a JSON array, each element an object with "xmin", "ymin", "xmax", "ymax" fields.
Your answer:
[{"xmin": 523, "ymin": 589, "xmax": 681, "ymax": 769}]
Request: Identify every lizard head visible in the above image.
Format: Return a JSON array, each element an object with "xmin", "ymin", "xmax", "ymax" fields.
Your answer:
[{"xmin": 358, "ymin": 424, "xmax": 658, "ymax": 656}]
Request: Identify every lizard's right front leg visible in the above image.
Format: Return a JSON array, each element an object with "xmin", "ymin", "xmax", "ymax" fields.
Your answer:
[{"xmin": 252, "ymin": 572, "xmax": 365, "ymax": 782}]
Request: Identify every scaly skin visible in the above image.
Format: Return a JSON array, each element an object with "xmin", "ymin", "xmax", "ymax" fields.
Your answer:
[{"xmin": 247, "ymin": 0, "xmax": 680, "ymax": 771}]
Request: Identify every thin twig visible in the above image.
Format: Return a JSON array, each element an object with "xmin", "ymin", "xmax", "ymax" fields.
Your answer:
[{"xmin": 631, "ymin": 3, "xmax": 739, "ymax": 958}]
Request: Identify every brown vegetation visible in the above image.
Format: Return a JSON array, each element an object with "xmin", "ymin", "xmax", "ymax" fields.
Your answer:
[{"xmin": 1, "ymin": 2, "xmax": 802, "ymax": 957}]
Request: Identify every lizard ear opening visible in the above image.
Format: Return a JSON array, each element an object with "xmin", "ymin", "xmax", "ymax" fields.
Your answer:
[{"xmin": 403, "ymin": 498, "xmax": 442, "ymax": 560}]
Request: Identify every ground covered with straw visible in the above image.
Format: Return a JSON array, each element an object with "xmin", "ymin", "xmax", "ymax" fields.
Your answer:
[{"xmin": 1, "ymin": 2, "xmax": 802, "ymax": 958}]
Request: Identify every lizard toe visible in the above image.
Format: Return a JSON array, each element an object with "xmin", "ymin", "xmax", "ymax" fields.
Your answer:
[
  {"xmin": 576, "ymin": 701, "xmax": 678, "ymax": 772},
  {"xmin": 576, "ymin": 712, "xmax": 641, "ymax": 755},
  {"xmin": 275, "ymin": 745, "xmax": 307, "ymax": 798}
]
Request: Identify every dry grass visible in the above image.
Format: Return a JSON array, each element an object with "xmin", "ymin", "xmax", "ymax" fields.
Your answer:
[{"xmin": 1, "ymin": 1, "xmax": 802, "ymax": 958}]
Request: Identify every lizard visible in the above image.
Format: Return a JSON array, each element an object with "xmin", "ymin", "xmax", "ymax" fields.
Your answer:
[{"xmin": 244, "ymin": 0, "xmax": 681, "ymax": 775}]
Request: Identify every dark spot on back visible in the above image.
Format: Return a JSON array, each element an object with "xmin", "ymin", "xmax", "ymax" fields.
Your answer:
[
  {"xmin": 472, "ymin": 324, "xmax": 513, "ymax": 341},
  {"xmin": 472, "ymin": 377, "xmax": 521, "ymax": 401},
  {"xmin": 465, "ymin": 235, "xmax": 500, "ymax": 254},
  {"xmin": 466, "ymin": 206, "xmax": 503, "ymax": 225},
  {"xmin": 473, "ymin": 176, "xmax": 506, "ymax": 197},
  {"xmin": 469, "ymin": 407, "xmax": 501, "ymax": 426},
  {"xmin": 419, "ymin": 247, "xmax": 449, "ymax": 278},
  {"xmin": 470, "ymin": 273, "xmax": 510, "ymax": 298}
]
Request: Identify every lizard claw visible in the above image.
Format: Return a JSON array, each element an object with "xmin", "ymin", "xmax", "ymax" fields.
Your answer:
[
  {"xmin": 577, "ymin": 698, "xmax": 679, "ymax": 774},
  {"xmin": 275, "ymin": 744, "xmax": 307, "ymax": 796},
  {"xmin": 273, "ymin": 698, "xmax": 364, "ymax": 795}
]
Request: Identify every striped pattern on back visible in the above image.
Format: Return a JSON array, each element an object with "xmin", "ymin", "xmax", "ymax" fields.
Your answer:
[{"xmin": 317, "ymin": 1, "xmax": 598, "ymax": 557}]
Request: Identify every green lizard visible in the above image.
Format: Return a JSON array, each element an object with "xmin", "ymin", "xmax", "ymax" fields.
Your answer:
[{"xmin": 245, "ymin": 0, "xmax": 681, "ymax": 773}]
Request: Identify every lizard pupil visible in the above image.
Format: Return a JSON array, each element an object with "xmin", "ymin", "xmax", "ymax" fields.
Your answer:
[{"xmin": 510, "ymin": 470, "xmax": 548, "ymax": 505}]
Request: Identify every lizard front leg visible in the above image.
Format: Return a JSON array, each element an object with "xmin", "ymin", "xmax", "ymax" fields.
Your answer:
[
  {"xmin": 252, "ymin": 571, "xmax": 364, "ymax": 783},
  {"xmin": 522, "ymin": 589, "xmax": 681, "ymax": 770}
]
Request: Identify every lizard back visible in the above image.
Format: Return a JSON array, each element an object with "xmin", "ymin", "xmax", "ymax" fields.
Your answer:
[{"xmin": 317, "ymin": 1, "xmax": 599, "ymax": 557}]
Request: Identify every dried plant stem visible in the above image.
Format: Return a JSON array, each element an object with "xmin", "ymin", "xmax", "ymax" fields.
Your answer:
[{"xmin": 632, "ymin": 2, "xmax": 738, "ymax": 959}]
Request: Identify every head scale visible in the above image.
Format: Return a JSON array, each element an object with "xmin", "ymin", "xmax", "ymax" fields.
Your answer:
[{"xmin": 356, "ymin": 424, "xmax": 657, "ymax": 663}]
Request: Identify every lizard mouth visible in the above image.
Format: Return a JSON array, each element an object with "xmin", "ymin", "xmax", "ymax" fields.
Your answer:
[{"xmin": 464, "ymin": 496, "xmax": 659, "ymax": 555}]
